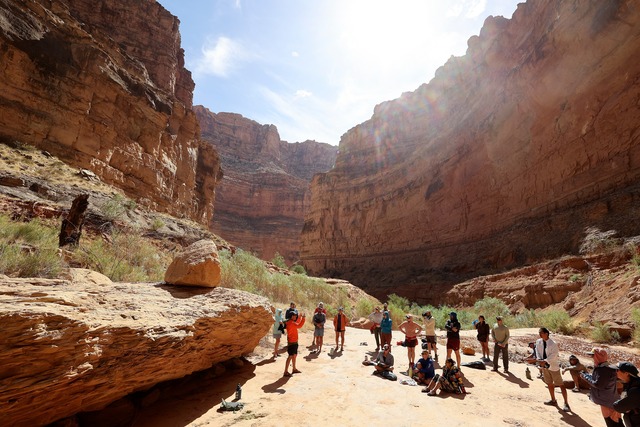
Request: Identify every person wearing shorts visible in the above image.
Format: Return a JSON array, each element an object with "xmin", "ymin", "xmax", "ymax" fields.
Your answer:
[
  {"xmin": 283, "ymin": 312, "xmax": 305, "ymax": 377},
  {"xmin": 527, "ymin": 327, "xmax": 570, "ymax": 412},
  {"xmin": 445, "ymin": 312, "xmax": 461, "ymax": 368},
  {"xmin": 422, "ymin": 311, "xmax": 438, "ymax": 361},
  {"xmin": 380, "ymin": 310, "xmax": 393, "ymax": 350},
  {"xmin": 399, "ymin": 314, "xmax": 422, "ymax": 370},
  {"xmin": 272, "ymin": 307, "xmax": 284, "ymax": 358},
  {"xmin": 312, "ymin": 306, "xmax": 326, "ymax": 354}
]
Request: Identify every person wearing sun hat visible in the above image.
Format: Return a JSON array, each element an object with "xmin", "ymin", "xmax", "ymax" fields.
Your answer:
[
  {"xmin": 613, "ymin": 361, "xmax": 640, "ymax": 426},
  {"xmin": 581, "ymin": 348, "xmax": 623, "ymax": 427}
]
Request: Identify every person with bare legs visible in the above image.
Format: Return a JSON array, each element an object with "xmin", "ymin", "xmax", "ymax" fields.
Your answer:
[
  {"xmin": 422, "ymin": 311, "xmax": 438, "ymax": 361},
  {"xmin": 283, "ymin": 312, "xmax": 305, "ymax": 377},
  {"xmin": 399, "ymin": 314, "xmax": 422, "ymax": 371},
  {"xmin": 272, "ymin": 307, "xmax": 284, "ymax": 358},
  {"xmin": 445, "ymin": 312, "xmax": 461, "ymax": 369},
  {"xmin": 312, "ymin": 304, "xmax": 326, "ymax": 354},
  {"xmin": 380, "ymin": 310, "xmax": 393, "ymax": 350},
  {"xmin": 475, "ymin": 315, "xmax": 491, "ymax": 361},
  {"xmin": 333, "ymin": 307, "xmax": 348, "ymax": 351}
]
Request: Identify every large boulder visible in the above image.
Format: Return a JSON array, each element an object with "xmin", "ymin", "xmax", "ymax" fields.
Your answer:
[
  {"xmin": 164, "ymin": 239, "xmax": 221, "ymax": 287},
  {"xmin": 0, "ymin": 270, "xmax": 272, "ymax": 426}
]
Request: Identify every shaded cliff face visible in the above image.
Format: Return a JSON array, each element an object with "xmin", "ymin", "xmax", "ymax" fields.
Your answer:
[
  {"xmin": 301, "ymin": 0, "xmax": 640, "ymax": 302},
  {"xmin": 0, "ymin": 0, "xmax": 220, "ymax": 224},
  {"xmin": 195, "ymin": 106, "xmax": 337, "ymax": 263}
]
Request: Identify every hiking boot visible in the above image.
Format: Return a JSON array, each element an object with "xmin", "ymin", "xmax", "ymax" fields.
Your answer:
[
  {"xmin": 543, "ymin": 400, "xmax": 557, "ymax": 406},
  {"xmin": 562, "ymin": 404, "xmax": 571, "ymax": 412}
]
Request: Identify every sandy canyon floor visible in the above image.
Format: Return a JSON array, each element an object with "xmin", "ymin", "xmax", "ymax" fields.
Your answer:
[{"xmin": 132, "ymin": 327, "xmax": 639, "ymax": 427}]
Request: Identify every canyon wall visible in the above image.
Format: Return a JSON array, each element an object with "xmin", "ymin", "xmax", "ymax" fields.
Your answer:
[
  {"xmin": 196, "ymin": 106, "xmax": 337, "ymax": 263},
  {"xmin": 301, "ymin": 0, "xmax": 640, "ymax": 302},
  {"xmin": 0, "ymin": 0, "xmax": 221, "ymax": 224}
]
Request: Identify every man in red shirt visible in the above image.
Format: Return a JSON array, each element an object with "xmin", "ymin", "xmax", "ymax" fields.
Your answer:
[{"xmin": 283, "ymin": 312, "xmax": 306, "ymax": 377}]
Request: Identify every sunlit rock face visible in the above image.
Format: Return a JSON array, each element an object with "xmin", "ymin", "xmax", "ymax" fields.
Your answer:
[
  {"xmin": 0, "ymin": 0, "xmax": 221, "ymax": 224},
  {"xmin": 195, "ymin": 106, "xmax": 337, "ymax": 264},
  {"xmin": 0, "ymin": 271, "xmax": 273, "ymax": 426},
  {"xmin": 301, "ymin": 0, "xmax": 640, "ymax": 302}
]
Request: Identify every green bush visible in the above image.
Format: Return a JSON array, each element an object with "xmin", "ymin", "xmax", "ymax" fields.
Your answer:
[
  {"xmin": 538, "ymin": 309, "xmax": 575, "ymax": 335},
  {"xmin": 290, "ymin": 264, "xmax": 307, "ymax": 275},
  {"xmin": 73, "ymin": 229, "xmax": 168, "ymax": 282},
  {"xmin": 473, "ymin": 297, "xmax": 510, "ymax": 322},
  {"xmin": 632, "ymin": 308, "xmax": 640, "ymax": 345},
  {"xmin": 591, "ymin": 321, "xmax": 612, "ymax": 343},
  {"xmin": 0, "ymin": 215, "xmax": 65, "ymax": 278},
  {"xmin": 271, "ymin": 252, "xmax": 287, "ymax": 269}
]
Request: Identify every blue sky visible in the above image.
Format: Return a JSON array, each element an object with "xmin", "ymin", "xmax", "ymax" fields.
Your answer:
[{"xmin": 159, "ymin": 0, "xmax": 522, "ymax": 145}]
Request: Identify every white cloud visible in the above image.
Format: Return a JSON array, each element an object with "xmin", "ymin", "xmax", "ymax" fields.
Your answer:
[
  {"xmin": 291, "ymin": 51, "xmax": 299, "ymax": 57},
  {"xmin": 295, "ymin": 89, "xmax": 312, "ymax": 98},
  {"xmin": 194, "ymin": 36, "xmax": 248, "ymax": 78}
]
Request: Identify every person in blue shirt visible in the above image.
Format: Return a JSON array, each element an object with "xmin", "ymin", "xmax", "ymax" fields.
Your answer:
[{"xmin": 415, "ymin": 349, "xmax": 435, "ymax": 385}]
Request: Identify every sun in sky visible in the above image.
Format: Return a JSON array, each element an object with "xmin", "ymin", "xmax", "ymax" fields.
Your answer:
[{"xmin": 160, "ymin": 0, "xmax": 521, "ymax": 145}]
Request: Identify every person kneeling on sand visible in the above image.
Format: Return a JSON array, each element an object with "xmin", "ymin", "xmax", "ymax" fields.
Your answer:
[
  {"xmin": 283, "ymin": 312, "xmax": 305, "ymax": 377},
  {"xmin": 423, "ymin": 358, "xmax": 466, "ymax": 396},
  {"xmin": 415, "ymin": 349, "xmax": 435, "ymax": 385}
]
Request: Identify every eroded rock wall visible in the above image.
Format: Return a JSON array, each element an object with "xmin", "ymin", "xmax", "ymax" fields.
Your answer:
[
  {"xmin": 301, "ymin": 0, "xmax": 640, "ymax": 302},
  {"xmin": 0, "ymin": 271, "xmax": 272, "ymax": 426},
  {"xmin": 0, "ymin": 0, "xmax": 220, "ymax": 224},
  {"xmin": 195, "ymin": 106, "xmax": 337, "ymax": 263}
]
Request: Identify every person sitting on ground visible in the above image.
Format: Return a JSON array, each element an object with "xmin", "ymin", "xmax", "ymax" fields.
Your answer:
[
  {"xmin": 368, "ymin": 306, "xmax": 383, "ymax": 351},
  {"xmin": 415, "ymin": 349, "xmax": 436, "ymax": 385},
  {"xmin": 373, "ymin": 344, "xmax": 395, "ymax": 376},
  {"xmin": 424, "ymin": 358, "xmax": 465, "ymax": 396},
  {"xmin": 283, "ymin": 311, "xmax": 305, "ymax": 377},
  {"xmin": 562, "ymin": 354, "xmax": 588, "ymax": 392},
  {"xmin": 312, "ymin": 304, "xmax": 326, "ymax": 354},
  {"xmin": 380, "ymin": 310, "xmax": 393, "ymax": 351},
  {"xmin": 613, "ymin": 362, "xmax": 640, "ymax": 427},
  {"xmin": 474, "ymin": 315, "xmax": 491, "ymax": 360},
  {"xmin": 581, "ymin": 348, "xmax": 623, "ymax": 427}
]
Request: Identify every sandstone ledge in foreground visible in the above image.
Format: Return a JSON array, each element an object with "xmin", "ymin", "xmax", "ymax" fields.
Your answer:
[{"xmin": 0, "ymin": 271, "xmax": 272, "ymax": 426}]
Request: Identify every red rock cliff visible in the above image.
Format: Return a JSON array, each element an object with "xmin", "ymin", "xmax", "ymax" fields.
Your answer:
[
  {"xmin": 301, "ymin": 0, "xmax": 640, "ymax": 302},
  {"xmin": 0, "ymin": 0, "xmax": 221, "ymax": 223},
  {"xmin": 195, "ymin": 106, "xmax": 337, "ymax": 263}
]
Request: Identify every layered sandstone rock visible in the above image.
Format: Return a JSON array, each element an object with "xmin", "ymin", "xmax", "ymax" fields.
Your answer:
[
  {"xmin": 301, "ymin": 0, "xmax": 640, "ymax": 303},
  {"xmin": 0, "ymin": 270, "xmax": 272, "ymax": 426},
  {"xmin": 195, "ymin": 106, "xmax": 337, "ymax": 263},
  {"xmin": 0, "ymin": 0, "xmax": 221, "ymax": 224}
]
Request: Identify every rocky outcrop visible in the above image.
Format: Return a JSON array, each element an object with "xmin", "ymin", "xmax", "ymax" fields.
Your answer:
[
  {"xmin": 301, "ymin": 0, "xmax": 640, "ymax": 303},
  {"xmin": 0, "ymin": 270, "xmax": 272, "ymax": 426},
  {"xmin": 164, "ymin": 239, "xmax": 221, "ymax": 287},
  {"xmin": 0, "ymin": 0, "xmax": 221, "ymax": 224},
  {"xmin": 195, "ymin": 106, "xmax": 337, "ymax": 263}
]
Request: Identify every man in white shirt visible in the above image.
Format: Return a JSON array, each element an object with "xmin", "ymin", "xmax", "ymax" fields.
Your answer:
[{"xmin": 526, "ymin": 327, "xmax": 570, "ymax": 412}]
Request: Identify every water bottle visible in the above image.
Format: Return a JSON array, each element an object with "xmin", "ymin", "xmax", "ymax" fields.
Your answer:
[
  {"xmin": 235, "ymin": 383, "xmax": 242, "ymax": 400},
  {"xmin": 525, "ymin": 367, "xmax": 532, "ymax": 380}
]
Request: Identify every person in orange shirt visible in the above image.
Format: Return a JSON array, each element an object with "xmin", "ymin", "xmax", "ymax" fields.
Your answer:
[
  {"xmin": 283, "ymin": 312, "xmax": 306, "ymax": 377},
  {"xmin": 333, "ymin": 307, "xmax": 349, "ymax": 352}
]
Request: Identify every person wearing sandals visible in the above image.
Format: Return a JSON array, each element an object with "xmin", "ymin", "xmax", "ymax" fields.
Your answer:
[
  {"xmin": 272, "ymin": 308, "xmax": 284, "ymax": 358},
  {"xmin": 424, "ymin": 358, "xmax": 465, "ymax": 396},
  {"xmin": 312, "ymin": 304, "xmax": 326, "ymax": 354},
  {"xmin": 415, "ymin": 349, "xmax": 435, "ymax": 385},
  {"xmin": 475, "ymin": 315, "xmax": 491, "ymax": 361},
  {"xmin": 526, "ymin": 327, "xmax": 570, "ymax": 412},
  {"xmin": 283, "ymin": 311, "xmax": 305, "ymax": 377}
]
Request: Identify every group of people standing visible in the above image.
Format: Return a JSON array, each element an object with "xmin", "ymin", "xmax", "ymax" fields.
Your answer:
[
  {"xmin": 272, "ymin": 302, "xmax": 348, "ymax": 377},
  {"xmin": 271, "ymin": 303, "xmax": 640, "ymax": 425}
]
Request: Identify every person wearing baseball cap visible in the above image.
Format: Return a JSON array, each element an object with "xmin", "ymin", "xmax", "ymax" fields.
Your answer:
[{"xmin": 614, "ymin": 361, "xmax": 640, "ymax": 426}]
